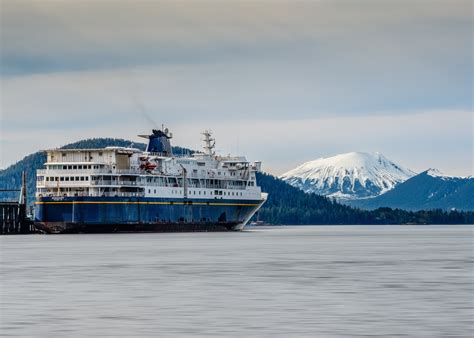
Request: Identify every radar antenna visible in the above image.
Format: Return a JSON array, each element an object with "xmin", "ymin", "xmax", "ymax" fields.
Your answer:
[{"xmin": 202, "ymin": 130, "xmax": 216, "ymax": 156}]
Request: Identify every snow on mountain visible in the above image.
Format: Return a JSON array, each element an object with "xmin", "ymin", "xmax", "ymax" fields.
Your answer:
[
  {"xmin": 426, "ymin": 168, "xmax": 471, "ymax": 180},
  {"xmin": 280, "ymin": 152, "xmax": 416, "ymax": 201}
]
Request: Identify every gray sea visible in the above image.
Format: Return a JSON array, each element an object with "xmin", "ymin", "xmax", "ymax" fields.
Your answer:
[{"xmin": 1, "ymin": 225, "xmax": 473, "ymax": 337}]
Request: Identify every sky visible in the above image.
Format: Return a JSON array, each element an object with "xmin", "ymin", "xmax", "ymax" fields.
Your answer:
[{"xmin": 1, "ymin": 0, "xmax": 472, "ymax": 176}]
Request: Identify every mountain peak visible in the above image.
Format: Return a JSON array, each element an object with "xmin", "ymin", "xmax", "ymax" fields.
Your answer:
[
  {"xmin": 308, "ymin": 152, "xmax": 390, "ymax": 167},
  {"xmin": 280, "ymin": 152, "xmax": 415, "ymax": 200},
  {"xmin": 424, "ymin": 168, "xmax": 471, "ymax": 180},
  {"xmin": 425, "ymin": 168, "xmax": 445, "ymax": 177}
]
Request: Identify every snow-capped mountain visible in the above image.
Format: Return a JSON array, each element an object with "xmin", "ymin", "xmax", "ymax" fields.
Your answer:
[
  {"xmin": 280, "ymin": 152, "xmax": 416, "ymax": 201},
  {"xmin": 348, "ymin": 169, "xmax": 474, "ymax": 211}
]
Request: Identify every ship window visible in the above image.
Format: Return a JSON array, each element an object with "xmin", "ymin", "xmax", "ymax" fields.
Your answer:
[
  {"xmin": 65, "ymin": 177, "xmax": 69, "ymax": 181},
  {"xmin": 60, "ymin": 177, "xmax": 64, "ymax": 181},
  {"xmin": 86, "ymin": 177, "xmax": 89, "ymax": 181},
  {"xmin": 55, "ymin": 177, "xmax": 59, "ymax": 181},
  {"xmin": 154, "ymin": 189, "xmax": 156, "ymax": 194},
  {"xmin": 80, "ymin": 177, "xmax": 85, "ymax": 181},
  {"xmin": 148, "ymin": 189, "xmax": 151, "ymax": 193},
  {"xmin": 99, "ymin": 152, "xmax": 103, "ymax": 156},
  {"xmin": 62, "ymin": 153, "xmax": 66, "ymax": 157},
  {"xmin": 199, "ymin": 191, "xmax": 201, "ymax": 195},
  {"xmin": 87, "ymin": 165, "xmax": 91, "ymax": 169},
  {"xmin": 76, "ymin": 177, "xmax": 80, "ymax": 181}
]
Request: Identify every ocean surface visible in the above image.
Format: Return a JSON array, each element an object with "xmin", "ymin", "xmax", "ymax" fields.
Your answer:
[{"xmin": 1, "ymin": 225, "xmax": 473, "ymax": 337}]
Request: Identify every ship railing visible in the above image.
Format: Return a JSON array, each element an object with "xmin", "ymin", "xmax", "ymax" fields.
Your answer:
[
  {"xmin": 119, "ymin": 181, "xmax": 137, "ymax": 185},
  {"xmin": 114, "ymin": 169, "xmax": 143, "ymax": 175},
  {"xmin": 41, "ymin": 182, "xmax": 92, "ymax": 188},
  {"xmin": 86, "ymin": 180, "xmax": 249, "ymax": 191},
  {"xmin": 88, "ymin": 192, "xmax": 145, "ymax": 197},
  {"xmin": 36, "ymin": 168, "xmax": 144, "ymax": 175},
  {"xmin": 40, "ymin": 192, "xmax": 145, "ymax": 198},
  {"xmin": 90, "ymin": 180, "xmax": 139, "ymax": 186},
  {"xmin": 39, "ymin": 179, "xmax": 253, "ymax": 190}
]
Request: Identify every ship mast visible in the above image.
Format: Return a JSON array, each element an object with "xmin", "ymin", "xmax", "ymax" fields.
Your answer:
[{"xmin": 202, "ymin": 130, "xmax": 216, "ymax": 156}]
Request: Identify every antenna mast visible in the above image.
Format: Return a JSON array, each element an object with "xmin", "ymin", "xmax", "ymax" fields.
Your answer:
[{"xmin": 202, "ymin": 130, "xmax": 216, "ymax": 156}]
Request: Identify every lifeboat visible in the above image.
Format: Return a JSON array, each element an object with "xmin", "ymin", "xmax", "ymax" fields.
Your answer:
[{"xmin": 140, "ymin": 161, "xmax": 157, "ymax": 171}]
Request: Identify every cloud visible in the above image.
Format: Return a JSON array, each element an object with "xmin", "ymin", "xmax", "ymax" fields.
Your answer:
[
  {"xmin": 2, "ymin": 1, "xmax": 472, "ymax": 76},
  {"xmin": 183, "ymin": 110, "xmax": 472, "ymax": 177},
  {"xmin": 1, "ymin": 1, "xmax": 471, "ymax": 112},
  {"xmin": 2, "ymin": 107, "xmax": 472, "ymax": 177},
  {"xmin": 1, "ymin": 0, "xmax": 472, "ymax": 174}
]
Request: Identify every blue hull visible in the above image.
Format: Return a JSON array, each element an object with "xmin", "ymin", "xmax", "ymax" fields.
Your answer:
[{"xmin": 34, "ymin": 196, "xmax": 263, "ymax": 233}]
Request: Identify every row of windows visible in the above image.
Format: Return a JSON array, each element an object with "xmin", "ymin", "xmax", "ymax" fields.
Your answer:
[
  {"xmin": 46, "ymin": 176, "xmax": 89, "ymax": 182},
  {"xmin": 147, "ymin": 189, "xmax": 243, "ymax": 197},
  {"xmin": 61, "ymin": 152, "xmax": 103, "ymax": 157},
  {"xmin": 213, "ymin": 190, "xmax": 243, "ymax": 196},
  {"xmin": 142, "ymin": 177, "xmax": 254, "ymax": 187},
  {"xmin": 47, "ymin": 164, "xmax": 104, "ymax": 170}
]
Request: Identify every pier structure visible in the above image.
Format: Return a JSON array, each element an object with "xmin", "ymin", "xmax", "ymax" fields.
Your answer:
[{"xmin": 0, "ymin": 172, "xmax": 33, "ymax": 234}]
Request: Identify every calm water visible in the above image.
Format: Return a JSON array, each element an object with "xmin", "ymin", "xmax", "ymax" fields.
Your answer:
[{"xmin": 1, "ymin": 225, "xmax": 473, "ymax": 337}]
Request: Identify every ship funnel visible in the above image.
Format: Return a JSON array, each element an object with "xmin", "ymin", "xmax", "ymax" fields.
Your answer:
[{"xmin": 139, "ymin": 129, "xmax": 173, "ymax": 156}]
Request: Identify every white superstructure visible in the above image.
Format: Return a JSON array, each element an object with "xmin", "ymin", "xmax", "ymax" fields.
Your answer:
[{"xmin": 36, "ymin": 130, "xmax": 263, "ymax": 202}]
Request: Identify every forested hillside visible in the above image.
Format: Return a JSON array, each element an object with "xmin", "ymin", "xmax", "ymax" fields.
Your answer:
[{"xmin": 256, "ymin": 173, "xmax": 474, "ymax": 225}]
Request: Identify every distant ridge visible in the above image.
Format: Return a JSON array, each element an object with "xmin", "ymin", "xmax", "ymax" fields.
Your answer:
[
  {"xmin": 280, "ymin": 152, "xmax": 415, "ymax": 201},
  {"xmin": 348, "ymin": 169, "xmax": 474, "ymax": 211}
]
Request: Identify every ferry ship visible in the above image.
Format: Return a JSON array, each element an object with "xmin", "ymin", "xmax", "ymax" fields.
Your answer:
[{"xmin": 34, "ymin": 128, "xmax": 267, "ymax": 233}]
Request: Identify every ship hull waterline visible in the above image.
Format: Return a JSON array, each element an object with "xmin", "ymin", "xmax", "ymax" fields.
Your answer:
[{"xmin": 34, "ymin": 196, "xmax": 266, "ymax": 234}]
